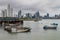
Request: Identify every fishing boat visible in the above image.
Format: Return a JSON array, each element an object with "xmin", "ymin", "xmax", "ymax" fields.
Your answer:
[
  {"xmin": 43, "ymin": 23, "xmax": 58, "ymax": 30},
  {"xmin": 4, "ymin": 24, "xmax": 31, "ymax": 33},
  {"xmin": 4, "ymin": 26, "xmax": 31, "ymax": 33}
]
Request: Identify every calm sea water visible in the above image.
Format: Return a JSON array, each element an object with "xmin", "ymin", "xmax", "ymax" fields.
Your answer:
[{"xmin": 0, "ymin": 19, "xmax": 60, "ymax": 40}]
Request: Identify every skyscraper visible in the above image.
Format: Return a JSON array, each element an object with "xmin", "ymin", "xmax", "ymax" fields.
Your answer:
[
  {"xmin": 35, "ymin": 11, "xmax": 40, "ymax": 18},
  {"xmin": 18, "ymin": 10, "xmax": 21, "ymax": 18},
  {"xmin": 47, "ymin": 13, "xmax": 49, "ymax": 18},
  {"xmin": 2, "ymin": 9, "xmax": 7, "ymax": 17},
  {"xmin": 26, "ymin": 13, "xmax": 32, "ymax": 18},
  {"xmin": 7, "ymin": 4, "xmax": 13, "ymax": 17},
  {"xmin": 43, "ymin": 13, "xmax": 49, "ymax": 19}
]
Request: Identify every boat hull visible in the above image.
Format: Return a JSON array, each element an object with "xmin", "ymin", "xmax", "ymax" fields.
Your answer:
[
  {"xmin": 43, "ymin": 27, "xmax": 57, "ymax": 30},
  {"xmin": 4, "ymin": 27, "xmax": 31, "ymax": 33}
]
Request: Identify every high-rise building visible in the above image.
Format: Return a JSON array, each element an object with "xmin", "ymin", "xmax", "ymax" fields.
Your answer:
[
  {"xmin": 2, "ymin": 10, "xmax": 4, "ymax": 17},
  {"xmin": 18, "ymin": 10, "xmax": 21, "ymax": 18},
  {"xmin": 47, "ymin": 13, "xmax": 49, "ymax": 18},
  {"xmin": 35, "ymin": 11, "xmax": 40, "ymax": 18},
  {"xmin": 55, "ymin": 15, "xmax": 58, "ymax": 18},
  {"xmin": 7, "ymin": 4, "xmax": 13, "ymax": 17},
  {"xmin": 26, "ymin": 13, "xmax": 32, "ymax": 18},
  {"xmin": 43, "ymin": 13, "xmax": 49, "ymax": 19},
  {"xmin": 2, "ymin": 9, "xmax": 7, "ymax": 17}
]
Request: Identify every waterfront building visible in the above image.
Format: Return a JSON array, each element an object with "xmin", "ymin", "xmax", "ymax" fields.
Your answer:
[
  {"xmin": 26, "ymin": 13, "xmax": 32, "ymax": 18},
  {"xmin": 7, "ymin": 4, "xmax": 13, "ymax": 17},
  {"xmin": 18, "ymin": 10, "xmax": 21, "ymax": 18},
  {"xmin": 32, "ymin": 14, "xmax": 35, "ymax": 18},
  {"xmin": 58, "ymin": 14, "xmax": 60, "ymax": 18},
  {"xmin": 55, "ymin": 15, "xmax": 58, "ymax": 18},
  {"xmin": 47, "ymin": 13, "xmax": 49, "ymax": 18},
  {"xmin": 34, "ymin": 11, "xmax": 40, "ymax": 18},
  {"xmin": 43, "ymin": 13, "xmax": 49, "ymax": 19},
  {"xmin": 2, "ymin": 9, "xmax": 7, "ymax": 17}
]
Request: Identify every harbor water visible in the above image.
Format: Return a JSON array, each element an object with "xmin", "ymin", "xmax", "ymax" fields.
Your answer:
[{"xmin": 0, "ymin": 19, "xmax": 60, "ymax": 40}]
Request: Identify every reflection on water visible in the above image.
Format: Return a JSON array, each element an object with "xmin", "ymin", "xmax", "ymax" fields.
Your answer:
[{"xmin": 0, "ymin": 19, "xmax": 60, "ymax": 40}]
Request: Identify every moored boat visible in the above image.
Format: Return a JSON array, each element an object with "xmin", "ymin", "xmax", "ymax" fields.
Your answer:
[
  {"xmin": 43, "ymin": 23, "xmax": 58, "ymax": 30},
  {"xmin": 4, "ymin": 26, "xmax": 31, "ymax": 33},
  {"xmin": 4, "ymin": 24, "xmax": 31, "ymax": 33}
]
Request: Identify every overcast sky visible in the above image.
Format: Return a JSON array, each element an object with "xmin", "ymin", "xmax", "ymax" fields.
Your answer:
[{"xmin": 0, "ymin": 0, "xmax": 60, "ymax": 16}]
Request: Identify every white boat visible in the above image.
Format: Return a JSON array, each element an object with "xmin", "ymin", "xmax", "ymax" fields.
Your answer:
[{"xmin": 43, "ymin": 23, "xmax": 58, "ymax": 30}]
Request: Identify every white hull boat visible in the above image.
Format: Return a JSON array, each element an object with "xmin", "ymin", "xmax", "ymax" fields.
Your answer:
[{"xmin": 43, "ymin": 23, "xmax": 58, "ymax": 30}]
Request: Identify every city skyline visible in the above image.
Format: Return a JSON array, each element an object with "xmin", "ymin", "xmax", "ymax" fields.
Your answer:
[
  {"xmin": 1, "ymin": 4, "xmax": 13, "ymax": 17},
  {"xmin": 1, "ymin": 4, "xmax": 60, "ymax": 18},
  {"xmin": 0, "ymin": 0, "xmax": 60, "ymax": 16}
]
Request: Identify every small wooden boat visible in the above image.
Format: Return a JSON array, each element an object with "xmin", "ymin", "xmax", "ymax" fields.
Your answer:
[
  {"xmin": 4, "ymin": 26, "xmax": 31, "ymax": 33},
  {"xmin": 43, "ymin": 23, "xmax": 58, "ymax": 30},
  {"xmin": 4, "ymin": 24, "xmax": 31, "ymax": 33}
]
